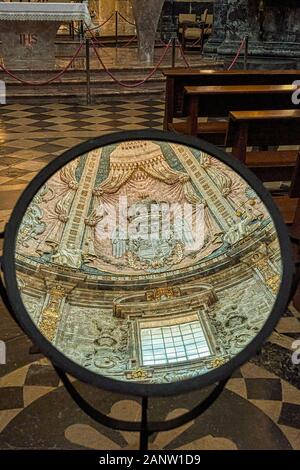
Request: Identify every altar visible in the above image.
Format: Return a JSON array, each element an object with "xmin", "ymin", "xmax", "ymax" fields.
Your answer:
[{"xmin": 0, "ymin": 3, "xmax": 91, "ymax": 70}]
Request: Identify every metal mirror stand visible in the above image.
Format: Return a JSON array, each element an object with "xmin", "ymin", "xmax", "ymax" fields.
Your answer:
[{"xmin": 54, "ymin": 366, "xmax": 228, "ymax": 451}]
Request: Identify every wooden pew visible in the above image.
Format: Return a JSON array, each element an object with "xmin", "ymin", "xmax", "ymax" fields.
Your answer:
[
  {"xmin": 225, "ymin": 109, "xmax": 300, "ymax": 160},
  {"xmin": 273, "ymin": 152, "xmax": 300, "ymax": 227},
  {"xmin": 225, "ymin": 109, "xmax": 300, "ymax": 226},
  {"xmin": 178, "ymin": 84, "xmax": 299, "ymax": 141},
  {"xmin": 223, "ymin": 104, "xmax": 300, "ymax": 307},
  {"xmin": 163, "ymin": 69, "xmax": 300, "ymax": 130}
]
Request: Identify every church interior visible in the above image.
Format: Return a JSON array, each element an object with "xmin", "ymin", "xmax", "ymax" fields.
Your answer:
[{"xmin": 0, "ymin": 0, "xmax": 300, "ymax": 453}]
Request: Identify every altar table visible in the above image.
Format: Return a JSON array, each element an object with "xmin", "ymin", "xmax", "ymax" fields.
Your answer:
[{"xmin": 0, "ymin": 3, "xmax": 91, "ymax": 70}]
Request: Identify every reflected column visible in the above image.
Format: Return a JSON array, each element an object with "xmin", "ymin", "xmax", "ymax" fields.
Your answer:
[
  {"xmin": 242, "ymin": 244, "xmax": 281, "ymax": 300},
  {"xmin": 39, "ymin": 285, "xmax": 67, "ymax": 343}
]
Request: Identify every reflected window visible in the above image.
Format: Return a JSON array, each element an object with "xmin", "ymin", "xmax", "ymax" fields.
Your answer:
[{"xmin": 140, "ymin": 321, "xmax": 211, "ymax": 366}]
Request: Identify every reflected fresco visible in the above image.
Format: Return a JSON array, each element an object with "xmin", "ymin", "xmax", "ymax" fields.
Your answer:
[{"xmin": 15, "ymin": 140, "xmax": 282, "ymax": 384}]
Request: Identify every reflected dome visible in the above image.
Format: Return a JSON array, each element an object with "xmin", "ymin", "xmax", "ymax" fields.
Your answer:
[{"xmin": 14, "ymin": 139, "xmax": 282, "ymax": 385}]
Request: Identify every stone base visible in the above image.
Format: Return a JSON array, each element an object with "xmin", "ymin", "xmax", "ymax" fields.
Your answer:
[
  {"xmin": 221, "ymin": 56, "xmax": 300, "ymax": 71},
  {"xmin": 0, "ymin": 21, "xmax": 61, "ymax": 70},
  {"xmin": 218, "ymin": 40, "xmax": 300, "ymax": 59},
  {"xmin": 203, "ymin": 39, "xmax": 223, "ymax": 54}
]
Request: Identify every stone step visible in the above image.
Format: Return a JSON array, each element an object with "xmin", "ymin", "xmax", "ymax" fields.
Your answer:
[
  {"xmin": 0, "ymin": 67, "xmax": 165, "ymax": 81},
  {"xmin": 2, "ymin": 75, "xmax": 165, "ymax": 86},
  {"xmin": 0, "ymin": 51, "xmax": 222, "ymax": 104},
  {"xmin": 3, "ymin": 86, "xmax": 165, "ymax": 105},
  {"xmin": 1, "ymin": 70, "xmax": 165, "ymax": 104}
]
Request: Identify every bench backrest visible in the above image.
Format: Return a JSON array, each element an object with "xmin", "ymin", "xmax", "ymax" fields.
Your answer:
[
  {"xmin": 184, "ymin": 84, "xmax": 299, "ymax": 118},
  {"xmin": 225, "ymin": 110, "xmax": 300, "ymax": 190},
  {"xmin": 226, "ymin": 110, "xmax": 300, "ymax": 148},
  {"xmin": 163, "ymin": 69, "xmax": 300, "ymax": 122}
]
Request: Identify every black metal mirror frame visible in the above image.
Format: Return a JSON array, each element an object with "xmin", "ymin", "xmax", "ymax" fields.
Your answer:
[{"xmin": 0, "ymin": 130, "xmax": 295, "ymax": 399}]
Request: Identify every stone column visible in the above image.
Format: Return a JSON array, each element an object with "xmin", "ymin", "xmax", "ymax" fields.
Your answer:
[
  {"xmin": 38, "ymin": 280, "xmax": 79, "ymax": 344},
  {"xmin": 217, "ymin": 0, "xmax": 251, "ymax": 55},
  {"xmin": 261, "ymin": 3, "xmax": 300, "ymax": 57},
  {"xmin": 38, "ymin": 285, "xmax": 67, "ymax": 343},
  {"xmin": 204, "ymin": 0, "xmax": 229, "ymax": 54},
  {"xmin": 242, "ymin": 244, "xmax": 281, "ymax": 300},
  {"xmin": 131, "ymin": 0, "xmax": 165, "ymax": 63},
  {"xmin": 54, "ymin": 148, "xmax": 102, "ymax": 269}
]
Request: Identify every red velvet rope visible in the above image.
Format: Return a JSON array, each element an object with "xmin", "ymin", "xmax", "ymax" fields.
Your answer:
[
  {"xmin": 85, "ymin": 22, "xmax": 119, "ymax": 52},
  {"xmin": 176, "ymin": 39, "xmax": 191, "ymax": 68},
  {"xmin": 227, "ymin": 38, "xmax": 246, "ymax": 71},
  {"xmin": 85, "ymin": 20, "xmax": 172, "ymax": 87},
  {"xmin": 117, "ymin": 12, "xmax": 136, "ymax": 27},
  {"xmin": 87, "ymin": 13, "xmax": 115, "ymax": 32},
  {"xmin": 91, "ymin": 38, "xmax": 172, "ymax": 88},
  {"xmin": 190, "ymin": 37, "xmax": 202, "ymax": 48},
  {"xmin": 119, "ymin": 35, "xmax": 137, "ymax": 49},
  {"xmin": 0, "ymin": 42, "xmax": 84, "ymax": 86},
  {"xmin": 189, "ymin": 26, "xmax": 211, "ymax": 48},
  {"xmin": 73, "ymin": 15, "xmax": 114, "ymax": 35}
]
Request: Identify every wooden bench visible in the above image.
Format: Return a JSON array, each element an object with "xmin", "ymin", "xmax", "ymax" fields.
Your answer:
[
  {"xmin": 274, "ymin": 153, "xmax": 300, "ymax": 226},
  {"xmin": 163, "ymin": 69, "xmax": 300, "ymax": 131},
  {"xmin": 225, "ymin": 109, "xmax": 300, "ymax": 226},
  {"xmin": 178, "ymin": 84, "xmax": 299, "ymax": 141}
]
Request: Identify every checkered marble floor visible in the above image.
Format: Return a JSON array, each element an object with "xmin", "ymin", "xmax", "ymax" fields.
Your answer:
[
  {"xmin": 0, "ymin": 100, "xmax": 164, "ymax": 232},
  {"xmin": 0, "ymin": 99, "xmax": 300, "ymax": 450}
]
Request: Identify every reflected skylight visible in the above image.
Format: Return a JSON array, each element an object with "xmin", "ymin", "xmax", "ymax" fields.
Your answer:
[{"xmin": 141, "ymin": 321, "xmax": 211, "ymax": 366}]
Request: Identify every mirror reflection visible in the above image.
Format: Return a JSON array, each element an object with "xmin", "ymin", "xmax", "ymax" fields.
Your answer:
[{"xmin": 15, "ymin": 140, "xmax": 282, "ymax": 384}]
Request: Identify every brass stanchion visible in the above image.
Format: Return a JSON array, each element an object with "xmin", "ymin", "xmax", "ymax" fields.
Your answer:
[
  {"xmin": 115, "ymin": 11, "xmax": 118, "ymax": 49},
  {"xmin": 171, "ymin": 36, "xmax": 176, "ymax": 67}
]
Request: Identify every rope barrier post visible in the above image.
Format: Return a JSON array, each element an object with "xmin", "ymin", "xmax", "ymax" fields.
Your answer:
[
  {"xmin": 85, "ymin": 38, "xmax": 91, "ymax": 105},
  {"xmin": 115, "ymin": 11, "xmax": 118, "ymax": 49},
  {"xmin": 89, "ymin": 37, "xmax": 172, "ymax": 88},
  {"xmin": 244, "ymin": 35, "xmax": 249, "ymax": 70},
  {"xmin": 171, "ymin": 36, "xmax": 176, "ymax": 68},
  {"xmin": 80, "ymin": 20, "xmax": 84, "ymax": 40}
]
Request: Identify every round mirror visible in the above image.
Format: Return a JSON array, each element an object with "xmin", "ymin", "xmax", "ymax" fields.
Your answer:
[{"xmin": 2, "ymin": 131, "xmax": 293, "ymax": 396}]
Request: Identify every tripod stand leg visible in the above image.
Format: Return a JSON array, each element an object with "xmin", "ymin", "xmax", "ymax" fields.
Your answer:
[{"xmin": 139, "ymin": 396, "xmax": 149, "ymax": 451}]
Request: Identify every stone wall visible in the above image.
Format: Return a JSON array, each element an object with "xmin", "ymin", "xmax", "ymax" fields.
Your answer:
[{"xmin": 205, "ymin": 0, "xmax": 300, "ymax": 58}]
